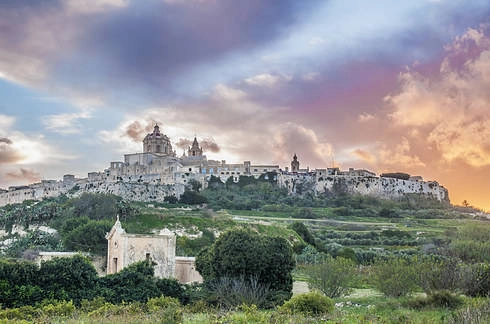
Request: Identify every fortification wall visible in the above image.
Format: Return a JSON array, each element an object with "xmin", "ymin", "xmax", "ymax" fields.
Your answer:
[
  {"xmin": 278, "ymin": 174, "xmax": 449, "ymax": 202},
  {"xmin": 0, "ymin": 180, "xmax": 185, "ymax": 207}
]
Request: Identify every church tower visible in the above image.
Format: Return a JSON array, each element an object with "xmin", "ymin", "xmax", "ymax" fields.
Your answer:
[
  {"xmin": 291, "ymin": 154, "xmax": 300, "ymax": 173},
  {"xmin": 188, "ymin": 137, "xmax": 203, "ymax": 157},
  {"xmin": 143, "ymin": 124, "xmax": 175, "ymax": 156}
]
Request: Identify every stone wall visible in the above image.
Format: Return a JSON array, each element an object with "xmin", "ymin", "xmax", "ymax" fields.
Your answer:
[
  {"xmin": 278, "ymin": 173, "xmax": 449, "ymax": 202},
  {"xmin": 0, "ymin": 180, "xmax": 186, "ymax": 207},
  {"xmin": 175, "ymin": 257, "xmax": 203, "ymax": 283}
]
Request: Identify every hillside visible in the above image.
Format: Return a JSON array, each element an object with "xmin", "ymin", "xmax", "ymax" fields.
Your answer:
[{"xmin": 1, "ymin": 185, "xmax": 489, "ymax": 323}]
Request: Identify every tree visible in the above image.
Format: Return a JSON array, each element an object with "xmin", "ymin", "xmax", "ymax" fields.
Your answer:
[
  {"xmin": 291, "ymin": 223, "xmax": 315, "ymax": 247},
  {"xmin": 196, "ymin": 228, "xmax": 295, "ymax": 306},
  {"xmin": 98, "ymin": 260, "xmax": 161, "ymax": 304},
  {"xmin": 62, "ymin": 219, "xmax": 112, "ymax": 254},
  {"xmin": 179, "ymin": 190, "xmax": 207, "ymax": 205},
  {"xmin": 38, "ymin": 255, "xmax": 98, "ymax": 304},
  {"xmin": 305, "ymin": 256, "xmax": 356, "ymax": 297},
  {"xmin": 187, "ymin": 179, "xmax": 202, "ymax": 192}
]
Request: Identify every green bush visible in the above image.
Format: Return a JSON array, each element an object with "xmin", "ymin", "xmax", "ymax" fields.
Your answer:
[
  {"xmin": 147, "ymin": 296, "xmax": 183, "ymax": 323},
  {"xmin": 0, "ymin": 305, "xmax": 40, "ymax": 321},
  {"xmin": 372, "ymin": 257, "xmax": 419, "ymax": 297},
  {"xmin": 459, "ymin": 262, "xmax": 490, "ymax": 297},
  {"xmin": 280, "ymin": 291, "xmax": 334, "ymax": 316},
  {"xmin": 304, "ymin": 256, "xmax": 356, "ymax": 297},
  {"xmin": 426, "ymin": 290, "xmax": 463, "ymax": 309},
  {"xmin": 407, "ymin": 290, "xmax": 463, "ymax": 309},
  {"xmin": 41, "ymin": 300, "xmax": 76, "ymax": 318},
  {"xmin": 196, "ymin": 228, "xmax": 295, "ymax": 306}
]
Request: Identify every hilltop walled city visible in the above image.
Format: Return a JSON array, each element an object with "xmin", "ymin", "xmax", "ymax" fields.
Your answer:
[{"xmin": 0, "ymin": 125, "xmax": 449, "ymax": 207}]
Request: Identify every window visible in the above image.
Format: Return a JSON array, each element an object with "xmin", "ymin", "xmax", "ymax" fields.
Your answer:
[
  {"xmin": 113, "ymin": 258, "xmax": 118, "ymax": 273},
  {"xmin": 189, "ymin": 168, "xmax": 192, "ymax": 172},
  {"xmin": 146, "ymin": 253, "xmax": 151, "ymax": 261}
]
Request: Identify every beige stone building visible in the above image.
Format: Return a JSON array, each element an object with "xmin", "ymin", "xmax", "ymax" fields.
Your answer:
[{"xmin": 106, "ymin": 217, "xmax": 202, "ymax": 283}]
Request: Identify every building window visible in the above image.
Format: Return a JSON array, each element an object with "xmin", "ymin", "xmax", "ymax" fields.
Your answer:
[
  {"xmin": 113, "ymin": 258, "xmax": 118, "ymax": 273},
  {"xmin": 189, "ymin": 168, "xmax": 192, "ymax": 172},
  {"xmin": 156, "ymin": 145, "xmax": 161, "ymax": 153}
]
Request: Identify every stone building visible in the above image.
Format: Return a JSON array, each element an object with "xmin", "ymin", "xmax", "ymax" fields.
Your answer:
[{"xmin": 105, "ymin": 217, "xmax": 202, "ymax": 283}]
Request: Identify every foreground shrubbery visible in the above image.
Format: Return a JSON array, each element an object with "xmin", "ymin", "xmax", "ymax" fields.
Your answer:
[{"xmin": 280, "ymin": 291, "xmax": 334, "ymax": 316}]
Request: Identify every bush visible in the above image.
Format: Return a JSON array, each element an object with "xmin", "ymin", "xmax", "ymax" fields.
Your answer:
[
  {"xmin": 147, "ymin": 296, "xmax": 183, "ymax": 323},
  {"xmin": 372, "ymin": 257, "xmax": 419, "ymax": 297},
  {"xmin": 196, "ymin": 228, "xmax": 295, "ymax": 306},
  {"xmin": 459, "ymin": 262, "xmax": 490, "ymax": 297},
  {"xmin": 426, "ymin": 290, "xmax": 463, "ymax": 309},
  {"xmin": 304, "ymin": 256, "xmax": 356, "ymax": 297},
  {"xmin": 447, "ymin": 300, "xmax": 490, "ymax": 324},
  {"xmin": 0, "ymin": 305, "xmax": 40, "ymax": 321},
  {"xmin": 41, "ymin": 300, "xmax": 76, "ymax": 318},
  {"xmin": 280, "ymin": 291, "xmax": 334, "ymax": 316},
  {"xmin": 407, "ymin": 290, "xmax": 463, "ymax": 309},
  {"xmin": 206, "ymin": 276, "xmax": 271, "ymax": 309}
]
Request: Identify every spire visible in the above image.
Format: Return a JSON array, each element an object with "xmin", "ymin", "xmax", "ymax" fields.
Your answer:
[{"xmin": 153, "ymin": 124, "xmax": 160, "ymax": 134}]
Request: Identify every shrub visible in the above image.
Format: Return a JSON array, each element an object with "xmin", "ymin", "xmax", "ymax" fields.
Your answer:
[
  {"xmin": 416, "ymin": 257, "xmax": 460, "ymax": 294},
  {"xmin": 280, "ymin": 291, "xmax": 334, "ymax": 316},
  {"xmin": 426, "ymin": 290, "xmax": 463, "ymax": 309},
  {"xmin": 196, "ymin": 228, "xmax": 295, "ymax": 306},
  {"xmin": 0, "ymin": 305, "xmax": 40, "ymax": 321},
  {"xmin": 147, "ymin": 296, "xmax": 183, "ymax": 323},
  {"xmin": 304, "ymin": 256, "xmax": 356, "ymax": 297},
  {"xmin": 459, "ymin": 262, "xmax": 490, "ymax": 297},
  {"xmin": 372, "ymin": 257, "xmax": 419, "ymax": 297},
  {"xmin": 447, "ymin": 300, "xmax": 490, "ymax": 324},
  {"xmin": 206, "ymin": 276, "xmax": 271, "ymax": 309},
  {"xmin": 407, "ymin": 290, "xmax": 463, "ymax": 310},
  {"xmin": 40, "ymin": 300, "xmax": 76, "ymax": 318}
]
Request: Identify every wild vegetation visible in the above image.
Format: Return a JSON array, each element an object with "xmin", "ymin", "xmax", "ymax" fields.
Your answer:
[{"xmin": 0, "ymin": 176, "xmax": 489, "ymax": 323}]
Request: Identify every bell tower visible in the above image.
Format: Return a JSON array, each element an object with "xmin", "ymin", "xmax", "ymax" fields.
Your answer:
[
  {"xmin": 291, "ymin": 154, "xmax": 300, "ymax": 173},
  {"xmin": 188, "ymin": 137, "xmax": 203, "ymax": 157}
]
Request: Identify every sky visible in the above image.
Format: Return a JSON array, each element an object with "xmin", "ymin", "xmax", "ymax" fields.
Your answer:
[{"xmin": 1, "ymin": 0, "xmax": 490, "ymax": 211}]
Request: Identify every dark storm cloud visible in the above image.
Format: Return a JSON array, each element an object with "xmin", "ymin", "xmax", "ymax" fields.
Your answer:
[{"xmin": 77, "ymin": 0, "xmax": 306, "ymax": 85}]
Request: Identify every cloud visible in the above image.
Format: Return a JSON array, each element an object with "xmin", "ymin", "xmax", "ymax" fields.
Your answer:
[
  {"xmin": 0, "ymin": 138, "xmax": 13, "ymax": 145},
  {"xmin": 175, "ymin": 138, "xmax": 221, "ymax": 153},
  {"xmin": 0, "ymin": 114, "xmax": 15, "ymax": 129},
  {"xmin": 351, "ymin": 148, "xmax": 376, "ymax": 164},
  {"xmin": 5, "ymin": 168, "xmax": 41, "ymax": 183},
  {"xmin": 201, "ymin": 139, "xmax": 220, "ymax": 153},
  {"xmin": 62, "ymin": 0, "xmax": 128, "ymax": 14},
  {"xmin": 378, "ymin": 138, "xmax": 426, "ymax": 169},
  {"xmin": 124, "ymin": 120, "xmax": 159, "ymax": 142},
  {"xmin": 41, "ymin": 108, "xmax": 93, "ymax": 134},
  {"xmin": 244, "ymin": 73, "xmax": 290, "ymax": 88},
  {"xmin": 358, "ymin": 113, "xmax": 375, "ymax": 123},
  {"xmin": 271, "ymin": 122, "xmax": 333, "ymax": 168},
  {"xmin": 387, "ymin": 26, "xmax": 490, "ymax": 167},
  {"xmin": 0, "ymin": 144, "xmax": 25, "ymax": 164}
]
